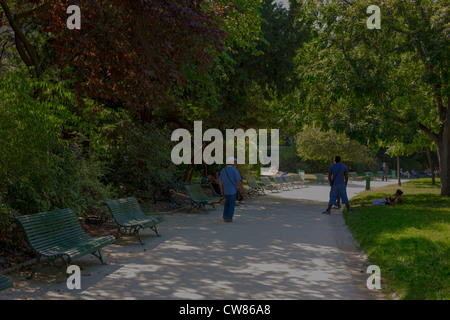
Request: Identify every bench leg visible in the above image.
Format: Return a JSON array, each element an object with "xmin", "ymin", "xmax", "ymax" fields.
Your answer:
[
  {"xmin": 91, "ymin": 249, "xmax": 107, "ymax": 264},
  {"xmin": 136, "ymin": 231, "xmax": 145, "ymax": 245},
  {"xmin": 130, "ymin": 227, "xmax": 145, "ymax": 245},
  {"xmin": 150, "ymin": 225, "xmax": 160, "ymax": 237},
  {"xmin": 189, "ymin": 201, "xmax": 206, "ymax": 213}
]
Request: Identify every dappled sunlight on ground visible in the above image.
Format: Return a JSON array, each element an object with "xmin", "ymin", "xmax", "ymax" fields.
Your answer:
[{"xmin": 0, "ymin": 196, "xmax": 385, "ymax": 300}]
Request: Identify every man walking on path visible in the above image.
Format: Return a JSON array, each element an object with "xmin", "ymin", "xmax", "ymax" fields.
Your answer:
[
  {"xmin": 382, "ymin": 162, "xmax": 389, "ymax": 181},
  {"xmin": 219, "ymin": 157, "xmax": 246, "ymax": 222},
  {"xmin": 323, "ymin": 156, "xmax": 350, "ymax": 214}
]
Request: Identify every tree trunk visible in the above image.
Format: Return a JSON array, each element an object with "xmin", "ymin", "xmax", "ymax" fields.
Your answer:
[
  {"xmin": 420, "ymin": 94, "xmax": 449, "ymax": 196},
  {"xmin": 397, "ymin": 155, "xmax": 401, "ymax": 186},
  {"xmin": 436, "ymin": 137, "xmax": 450, "ymax": 196},
  {"xmin": 437, "ymin": 95, "xmax": 450, "ymax": 196},
  {"xmin": 182, "ymin": 164, "xmax": 191, "ymax": 183},
  {"xmin": 426, "ymin": 146, "xmax": 435, "ymax": 185}
]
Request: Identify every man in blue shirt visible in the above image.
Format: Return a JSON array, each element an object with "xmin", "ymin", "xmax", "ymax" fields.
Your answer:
[
  {"xmin": 218, "ymin": 157, "xmax": 245, "ymax": 222},
  {"xmin": 323, "ymin": 156, "xmax": 350, "ymax": 214}
]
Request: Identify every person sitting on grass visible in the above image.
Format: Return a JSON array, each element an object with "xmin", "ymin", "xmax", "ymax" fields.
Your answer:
[{"xmin": 373, "ymin": 189, "xmax": 404, "ymax": 205}]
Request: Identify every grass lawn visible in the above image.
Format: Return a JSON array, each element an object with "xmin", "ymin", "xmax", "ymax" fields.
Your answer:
[{"xmin": 344, "ymin": 178, "xmax": 449, "ymax": 300}]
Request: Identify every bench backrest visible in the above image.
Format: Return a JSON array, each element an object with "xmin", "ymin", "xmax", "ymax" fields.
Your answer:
[
  {"xmin": 285, "ymin": 176, "xmax": 295, "ymax": 183},
  {"xmin": 260, "ymin": 176, "xmax": 273, "ymax": 185},
  {"xmin": 15, "ymin": 209, "xmax": 90, "ymax": 252},
  {"xmin": 105, "ymin": 197, "xmax": 148, "ymax": 225},
  {"xmin": 185, "ymin": 184, "xmax": 211, "ymax": 202},
  {"xmin": 207, "ymin": 181, "xmax": 222, "ymax": 197},
  {"xmin": 273, "ymin": 176, "xmax": 284, "ymax": 184},
  {"xmin": 246, "ymin": 177, "xmax": 261, "ymax": 188}
]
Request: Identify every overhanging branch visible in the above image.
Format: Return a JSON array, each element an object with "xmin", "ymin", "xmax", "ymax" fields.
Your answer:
[
  {"xmin": 0, "ymin": 0, "xmax": 43, "ymax": 76},
  {"xmin": 14, "ymin": 1, "xmax": 51, "ymax": 24},
  {"xmin": 396, "ymin": 117, "xmax": 439, "ymax": 145}
]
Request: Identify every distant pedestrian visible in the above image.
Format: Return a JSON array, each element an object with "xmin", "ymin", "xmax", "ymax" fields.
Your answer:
[
  {"xmin": 218, "ymin": 157, "xmax": 246, "ymax": 222},
  {"xmin": 330, "ymin": 159, "xmax": 341, "ymax": 209},
  {"xmin": 323, "ymin": 156, "xmax": 350, "ymax": 214},
  {"xmin": 382, "ymin": 162, "xmax": 389, "ymax": 181}
]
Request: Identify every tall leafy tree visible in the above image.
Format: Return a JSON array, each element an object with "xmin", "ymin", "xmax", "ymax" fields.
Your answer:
[
  {"xmin": 286, "ymin": 0, "xmax": 449, "ymax": 196},
  {"xmin": 296, "ymin": 126, "xmax": 374, "ymax": 168},
  {"xmin": 0, "ymin": 0, "xmax": 226, "ymax": 117}
]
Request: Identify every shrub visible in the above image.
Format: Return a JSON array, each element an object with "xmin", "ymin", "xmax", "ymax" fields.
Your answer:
[
  {"xmin": 0, "ymin": 70, "xmax": 116, "ymax": 218},
  {"xmin": 104, "ymin": 119, "xmax": 180, "ymax": 203}
]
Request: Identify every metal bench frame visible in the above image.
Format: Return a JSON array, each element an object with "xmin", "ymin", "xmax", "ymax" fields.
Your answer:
[
  {"xmin": 259, "ymin": 176, "xmax": 279, "ymax": 192},
  {"xmin": 349, "ymin": 172, "xmax": 364, "ymax": 181},
  {"xmin": 314, "ymin": 173, "xmax": 328, "ymax": 184},
  {"xmin": 293, "ymin": 174, "xmax": 308, "ymax": 188},
  {"xmin": 184, "ymin": 184, "xmax": 220, "ymax": 213},
  {"xmin": 15, "ymin": 209, "xmax": 116, "ymax": 279},
  {"xmin": 0, "ymin": 276, "xmax": 13, "ymax": 291},
  {"xmin": 273, "ymin": 176, "xmax": 290, "ymax": 190},
  {"xmin": 105, "ymin": 197, "xmax": 167, "ymax": 245},
  {"xmin": 245, "ymin": 177, "xmax": 265, "ymax": 196},
  {"xmin": 285, "ymin": 175, "xmax": 301, "ymax": 189}
]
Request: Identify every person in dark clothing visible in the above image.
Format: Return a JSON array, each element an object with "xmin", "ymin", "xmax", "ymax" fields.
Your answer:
[
  {"xmin": 323, "ymin": 156, "xmax": 350, "ymax": 214},
  {"xmin": 382, "ymin": 162, "xmax": 389, "ymax": 181}
]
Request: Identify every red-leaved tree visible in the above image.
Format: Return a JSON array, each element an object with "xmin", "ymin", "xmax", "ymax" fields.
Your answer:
[{"xmin": 1, "ymin": 0, "xmax": 226, "ymax": 119}]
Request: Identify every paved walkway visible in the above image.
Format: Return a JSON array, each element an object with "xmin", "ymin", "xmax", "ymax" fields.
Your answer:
[
  {"xmin": 0, "ymin": 180, "xmax": 397, "ymax": 300},
  {"xmin": 271, "ymin": 179, "xmax": 398, "ymax": 203}
]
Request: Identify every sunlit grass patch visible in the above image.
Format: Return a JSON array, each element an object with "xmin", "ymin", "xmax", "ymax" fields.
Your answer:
[{"xmin": 345, "ymin": 179, "xmax": 450, "ymax": 300}]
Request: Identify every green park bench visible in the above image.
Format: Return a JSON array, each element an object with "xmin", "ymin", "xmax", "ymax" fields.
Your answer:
[
  {"xmin": 245, "ymin": 177, "xmax": 265, "ymax": 196},
  {"xmin": 273, "ymin": 176, "xmax": 290, "ymax": 190},
  {"xmin": 259, "ymin": 176, "xmax": 279, "ymax": 192},
  {"xmin": 15, "ymin": 208, "xmax": 116, "ymax": 279},
  {"xmin": 105, "ymin": 197, "xmax": 167, "ymax": 245},
  {"xmin": 206, "ymin": 181, "xmax": 225, "ymax": 201},
  {"xmin": 314, "ymin": 173, "xmax": 328, "ymax": 184},
  {"xmin": 0, "ymin": 276, "xmax": 13, "ymax": 291},
  {"xmin": 294, "ymin": 174, "xmax": 308, "ymax": 188},
  {"xmin": 286, "ymin": 174, "xmax": 307, "ymax": 188},
  {"xmin": 365, "ymin": 172, "xmax": 378, "ymax": 179},
  {"xmin": 185, "ymin": 184, "xmax": 221, "ymax": 213},
  {"xmin": 287, "ymin": 175, "xmax": 304, "ymax": 188},
  {"xmin": 349, "ymin": 172, "xmax": 364, "ymax": 181},
  {"xmin": 284, "ymin": 175, "xmax": 299, "ymax": 189}
]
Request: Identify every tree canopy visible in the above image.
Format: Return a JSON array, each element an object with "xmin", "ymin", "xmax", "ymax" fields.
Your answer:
[
  {"xmin": 0, "ymin": 0, "xmax": 448, "ymax": 225},
  {"xmin": 280, "ymin": 0, "xmax": 449, "ymax": 195}
]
